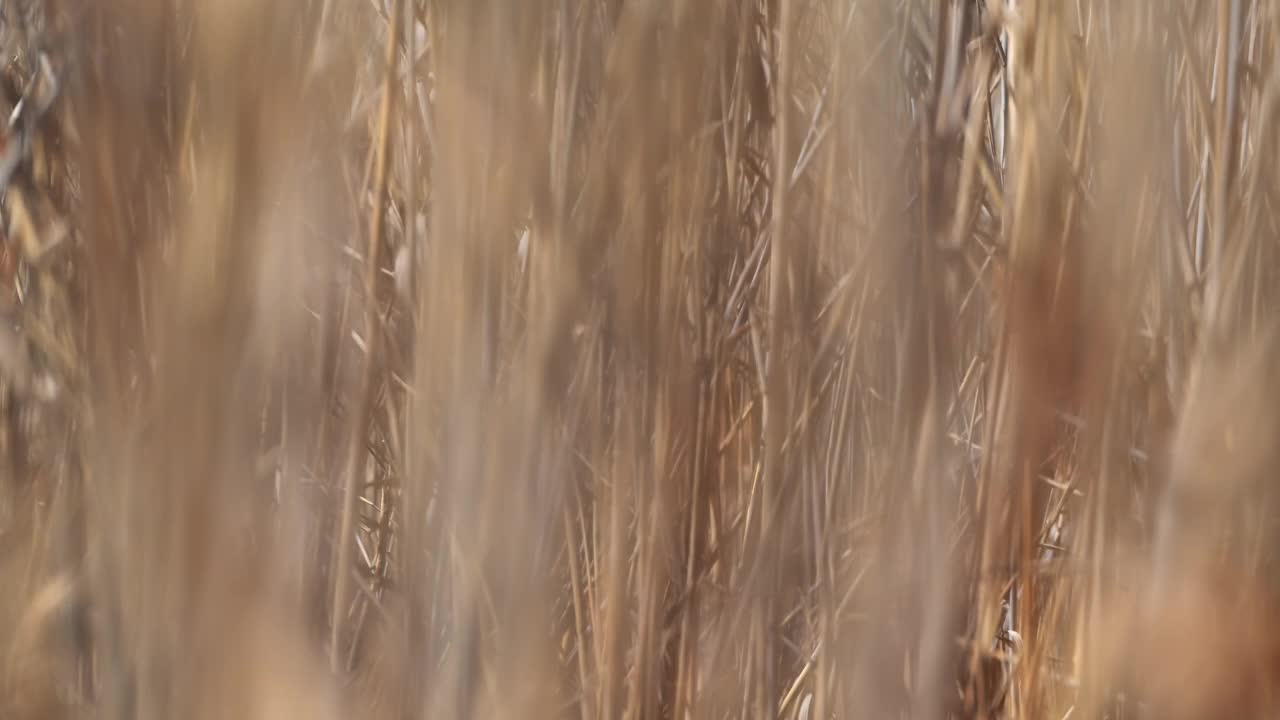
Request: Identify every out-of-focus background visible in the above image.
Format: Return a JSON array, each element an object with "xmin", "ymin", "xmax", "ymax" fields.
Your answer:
[{"xmin": 0, "ymin": 1, "xmax": 1277, "ymax": 718}]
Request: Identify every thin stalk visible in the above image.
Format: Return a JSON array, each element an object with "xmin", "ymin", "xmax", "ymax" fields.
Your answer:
[{"xmin": 331, "ymin": 0, "xmax": 402, "ymax": 674}]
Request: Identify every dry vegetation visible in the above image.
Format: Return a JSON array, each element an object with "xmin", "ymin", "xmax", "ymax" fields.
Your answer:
[{"xmin": 0, "ymin": 0, "xmax": 1279, "ymax": 718}]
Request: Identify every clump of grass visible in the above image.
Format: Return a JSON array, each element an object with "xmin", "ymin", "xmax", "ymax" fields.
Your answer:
[{"xmin": 0, "ymin": 1, "xmax": 1278, "ymax": 719}]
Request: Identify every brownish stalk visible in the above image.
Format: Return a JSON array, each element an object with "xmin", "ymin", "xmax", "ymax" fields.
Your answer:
[
  {"xmin": 331, "ymin": 0, "xmax": 402, "ymax": 674},
  {"xmin": 757, "ymin": 0, "xmax": 795, "ymax": 714}
]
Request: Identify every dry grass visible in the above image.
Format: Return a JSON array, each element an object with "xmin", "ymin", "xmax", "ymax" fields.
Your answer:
[{"xmin": 0, "ymin": 0, "xmax": 1278, "ymax": 718}]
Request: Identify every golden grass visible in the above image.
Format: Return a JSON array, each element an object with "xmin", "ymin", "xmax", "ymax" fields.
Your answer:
[{"xmin": 0, "ymin": 1, "xmax": 1278, "ymax": 718}]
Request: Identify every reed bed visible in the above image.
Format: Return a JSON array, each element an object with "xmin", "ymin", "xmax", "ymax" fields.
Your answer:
[{"xmin": 0, "ymin": 1, "xmax": 1277, "ymax": 718}]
